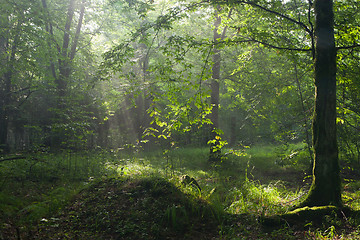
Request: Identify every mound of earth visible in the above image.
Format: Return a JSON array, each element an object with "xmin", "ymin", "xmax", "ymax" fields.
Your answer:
[{"xmin": 35, "ymin": 177, "xmax": 220, "ymax": 239}]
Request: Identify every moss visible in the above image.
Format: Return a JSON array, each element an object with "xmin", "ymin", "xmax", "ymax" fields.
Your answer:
[
  {"xmin": 284, "ymin": 206, "xmax": 338, "ymax": 220},
  {"xmin": 261, "ymin": 205, "xmax": 339, "ymax": 227}
]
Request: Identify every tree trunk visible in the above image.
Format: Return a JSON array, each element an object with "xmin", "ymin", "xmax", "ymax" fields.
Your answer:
[
  {"xmin": 43, "ymin": 0, "xmax": 85, "ymax": 148},
  {"xmin": 41, "ymin": 0, "xmax": 58, "ymax": 80},
  {"xmin": 208, "ymin": 8, "xmax": 232, "ymax": 161},
  {"xmin": 70, "ymin": 0, "xmax": 85, "ymax": 61},
  {"xmin": 0, "ymin": 19, "xmax": 21, "ymax": 153},
  {"xmin": 57, "ymin": 0, "xmax": 76, "ymax": 97},
  {"xmin": 0, "ymin": 18, "xmax": 8, "ymax": 152},
  {"xmin": 209, "ymin": 9, "xmax": 222, "ymax": 161},
  {"xmin": 137, "ymin": 32, "xmax": 152, "ymax": 149},
  {"xmin": 300, "ymin": 0, "xmax": 341, "ymax": 207}
]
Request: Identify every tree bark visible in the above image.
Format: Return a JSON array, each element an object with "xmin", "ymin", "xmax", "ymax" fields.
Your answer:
[{"xmin": 300, "ymin": 0, "xmax": 341, "ymax": 207}]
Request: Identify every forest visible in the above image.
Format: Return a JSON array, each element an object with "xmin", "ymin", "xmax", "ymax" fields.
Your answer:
[{"xmin": 1, "ymin": 0, "xmax": 360, "ymax": 239}]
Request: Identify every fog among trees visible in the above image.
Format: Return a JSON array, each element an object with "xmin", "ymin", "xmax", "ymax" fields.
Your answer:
[{"xmin": 1, "ymin": 0, "xmax": 360, "ymax": 239}]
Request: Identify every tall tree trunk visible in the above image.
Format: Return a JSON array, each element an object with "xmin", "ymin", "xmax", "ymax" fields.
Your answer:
[
  {"xmin": 137, "ymin": 32, "xmax": 151, "ymax": 149},
  {"xmin": 209, "ymin": 8, "xmax": 231, "ymax": 161},
  {"xmin": 0, "ymin": 18, "xmax": 8, "ymax": 152},
  {"xmin": 57, "ymin": 0, "xmax": 76, "ymax": 97},
  {"xmin": 42, "ymin": 0, "xmax": 85, "ymax": 98},
  {"xmin": 0, "ymin": 20, "xmax": 21, "ymax": 153},
  {"xmin": 209, "ymin": 10, "xmax": 222, "ymax": 161},
  {"xmin": 70, "ymin": 0, "xmax": 85, "ymax": 61},
  {"xmin": 43, "ymin": 0, "xmax": 85, "ymax": 148},
  {"xmin": 41, "ymin": 0, "xmax": 58, "ymax": 80},
  {"xmin": 300, "ymin": 0, "xmax": 341, "ymax": 207}
]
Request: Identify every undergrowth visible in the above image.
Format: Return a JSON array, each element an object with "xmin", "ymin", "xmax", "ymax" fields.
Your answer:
[{"xmin": 1, "ymin": 144, "xmax": 360, "ymax": 239}]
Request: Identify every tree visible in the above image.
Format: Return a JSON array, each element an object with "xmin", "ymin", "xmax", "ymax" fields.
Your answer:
[
  {"xmin": 100, "ymin": 1, "xmax": 214, "ymax": 148},
  {"xmin": 300, "ymin": 0, "xmax": 341, "ymax": 207},
  {"xmin": 209, "ymin": 7, "xmax": 229, "ymax": 161},
  {"xmin": 41, "ymin": 0, "xmax": 91, "ymax": 148},
  {"xmin": 0, "ymin": 0, "xmax": 44, "ymax": 152},
  {"xmin": 41, "ymin": 0, "xmax": 86, "ymax": 99},
  {"xmin": 206, "ymin": 0, "xmax": 343, "ymax": 206}
]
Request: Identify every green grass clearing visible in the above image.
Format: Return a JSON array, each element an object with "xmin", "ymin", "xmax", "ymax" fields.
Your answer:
[{"xmin": 1, "ymin": 144, "xmax": 360, "ymax": 239}]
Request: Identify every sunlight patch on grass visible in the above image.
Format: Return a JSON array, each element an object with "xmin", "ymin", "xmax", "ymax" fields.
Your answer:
[
  {"xmin": 343, "ymin": 181, "xmax": 360, "ymax": 210},
  {"xmin": 226, "ymin": 179, "xmax": 303, "ymax": 216}
]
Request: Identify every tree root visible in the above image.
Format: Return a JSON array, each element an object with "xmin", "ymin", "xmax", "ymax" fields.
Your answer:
[{"xmin": 261, "ymin": 205, "xmax": 351, "ymax": 227}]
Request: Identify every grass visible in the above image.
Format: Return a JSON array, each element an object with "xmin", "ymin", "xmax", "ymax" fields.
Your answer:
[{"xmin": 1, "ymin": 144, "xmax": 360, "ymax": 239}]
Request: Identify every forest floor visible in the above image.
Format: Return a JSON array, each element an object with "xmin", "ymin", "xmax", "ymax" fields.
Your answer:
[{"xmin": 1, "ymin": 146, "xmax": 360, "ymax": 239}]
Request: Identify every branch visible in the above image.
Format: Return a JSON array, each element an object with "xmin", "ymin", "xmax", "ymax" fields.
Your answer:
[
  {"xmin": 10, "ymin": 86, "xmax": 36, "ymax": 95},
  {"xmin": 250, "ymin": 38, "xmax": 312, "ymax": 51},
  {"xmin": 0, "ymin": 156, "xmax": 26, "ymax": 163},
  {"xmin": 220, "ymin": 8, "xmax": 233, "ymax": 39},
  {"xmin": 17, "ymin": 89, "xmax": 37, "ymax": 107},
  {"xmin": 343, "ymin": 118, "xmax": 360, "ymax": 132},
  {"xmin": 70, "ymin": 0, "xmax": 86, "ymax": 61},
  {"xmin": 218, "ymin": 37, "xmax": 312, "ymax": 52},
  {"xmin": 209, "ymin": 0, "xmax": 312, "ymax": 35},
  {"xmin": 337, "ymin": 44, "xmax": 360, "ymax": 50},
  {"xmin": 206, "ymin": 0, "xmax": 314, "ymax": 53}
]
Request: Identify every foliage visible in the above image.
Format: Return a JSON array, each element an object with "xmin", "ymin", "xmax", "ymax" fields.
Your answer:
[
  {"xmin": 1, "ymin": 145, "xmax": 360, "ymax": 238},
  {"xmin": 2, "ymin": 0, "xmax": 360, "ymax": 238}
]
